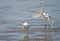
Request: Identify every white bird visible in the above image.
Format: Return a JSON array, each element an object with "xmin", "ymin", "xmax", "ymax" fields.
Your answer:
[
  {"xmin": 32, "ymin": 11, "xmax": 55, "ymax": 27},
  {"xmin": 19, "ymin": 20, "xmax": 30, "ymax": 37},
  {"xmin": 19, "ymin": 20, "xmax": 29, "ymax": 29}
]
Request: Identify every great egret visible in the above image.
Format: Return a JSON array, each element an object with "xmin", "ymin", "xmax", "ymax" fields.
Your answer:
[{"xmin": 32, "ymin": 11, "xmax": 55, "ymax": 28}]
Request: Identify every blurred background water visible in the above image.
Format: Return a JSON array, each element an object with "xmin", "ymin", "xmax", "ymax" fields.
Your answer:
[{"xmin": 0, "ymin": 0, "xmax": 60, "ymax": 41}]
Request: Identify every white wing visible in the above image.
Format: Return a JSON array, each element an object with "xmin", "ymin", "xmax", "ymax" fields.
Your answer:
[{"xmin": 32, "ymin": 11, "xmax": 43, "ymax": 18}]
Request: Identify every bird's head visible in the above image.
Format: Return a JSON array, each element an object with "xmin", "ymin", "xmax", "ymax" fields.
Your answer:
[
  {"xmin": 20, "ymin": 20, "xmax": 25, "ymax": 23},
  {"xmin": 19, "ymin": 20, "xmax": 25, "ymax": 26}
]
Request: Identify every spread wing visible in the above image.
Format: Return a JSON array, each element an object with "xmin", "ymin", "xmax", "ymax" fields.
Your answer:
[{"xmin": 32, "ymin": 11, "xmax": 43, "ymax": 18}]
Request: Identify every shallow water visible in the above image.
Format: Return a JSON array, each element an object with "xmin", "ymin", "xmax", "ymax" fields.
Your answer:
[{"xmin": 0, "ymin": 0, "xmax": 60, "ymax": 41}]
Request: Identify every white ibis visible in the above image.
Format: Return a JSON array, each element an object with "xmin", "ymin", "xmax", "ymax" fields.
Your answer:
[
  {"xmin": 20, "ymin": 20, "xmax": 29, "ymax": 29},
  {"xmin": 19, "ymin": 20, "xmax": 30, "ymax": 37}
]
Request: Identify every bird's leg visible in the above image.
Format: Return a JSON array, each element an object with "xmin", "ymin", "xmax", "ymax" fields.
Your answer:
[
  {"xmin": 48, "ymin": 24, "xmax": 51, "ymax": 38},
  {"xmin": 24, "ymin": 28, "xmax": 29, "ymax": 37},
  {"xmin": 44, "ymin": 23, "xmax": 47, "ymax": 32},
  {"xmin": 26, "ymin": 28, "xmax": 29, "ymax": 37},
  {"xmin": 23, "ymin": 26, "xmax": 27, "ymax": 35},
  {"xmin": 48, "ymin": 24, "xmax": 50, "ymax": 30},
  {"xmin": 44, "ymin": 24, "xmax": 47, "ymax": 30}
]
